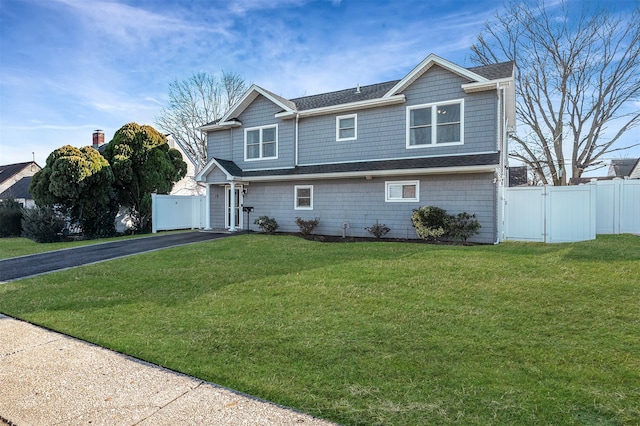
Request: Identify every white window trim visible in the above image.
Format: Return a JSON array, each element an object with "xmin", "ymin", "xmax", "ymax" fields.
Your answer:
[
  {"xmin": 336, "ymin": 114, "xmax": 357, "ymax": 141},
  {"xmin": 294, "ymin": 185, "xmax": 314, "ymax": 210},
  {"xmin": 406, "ymin": 99, "xmax": 464, "ymax": 149},
  {"xmin": 385, "ymin": 180, "xmax": 420, "ymax": 202},
  {"xmin": 244, "ymin": 124, "xmax": 278, "ymax": 161}
]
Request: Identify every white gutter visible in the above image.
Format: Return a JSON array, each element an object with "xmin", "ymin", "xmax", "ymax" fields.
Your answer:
[
  {"xmin": 462, "ymin": 77, "xmax": 513, "ymax": 93},
  {"xmin": 241, "ymin": 164, "xmax": 497, "ymax": 183}
]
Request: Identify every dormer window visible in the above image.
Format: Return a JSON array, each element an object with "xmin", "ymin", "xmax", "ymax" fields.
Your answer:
[
  {"xmin": 245, "ymin": 125, "xmax": 278, "ymax": 160},
  {"xmin": 336, "ymin": 114, "xmax": 357, "ymax": 141},
  {"xmin": 407, "ymin": 100, "xmax": 463, "ymax": 148}
]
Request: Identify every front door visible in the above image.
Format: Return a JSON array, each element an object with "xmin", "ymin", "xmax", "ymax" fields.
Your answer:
[{"xmin": 225, "ymin": 185, "xmax": 243, "ymax": 229}]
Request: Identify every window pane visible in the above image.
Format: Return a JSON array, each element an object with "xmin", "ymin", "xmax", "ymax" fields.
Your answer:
[
  {"xmin": 263, "ymin": 142, "xmax": 276, "ymax": 157},
  {"xmin": 402, "ymin": 184, "xmax": 416, "ymax": 199},
  {"xmin": 298, "ymin": 188, "xmax": 311, "ymax": 198},
  {"xmin": 247, "ymin": 145, "xmax": 260, "ymax": 159},
  {"xmin": 297, "ymin": 197, "xmax": 311, "ymax": 207},
  {"xmin": 247, "ymin": 130, "xmax": 260, "ymax": 144},
  {"xmin": 339, "ymin": 128, "xmax": 355, "ymax": 139},
  {"xmin": 388, "ymin": 184, "xmax": 402, "ymax": 199},
  {"xmin": 410, "ymin": 127, "xmax": 431, "ymax": 145},
  {"xmin": 263, "ymin": 127, "xmax": 276, "ymax": 142},
  {"xmin": 340, "ymin": 117, "xmax": 354, "ymax": 129},
  {"xmin": 436, "ymin": 104, "xmax": 460, "ymax": 124},
  {"xmin": 436, "ymin": 123, "xmax": 460, "ymax": 144},
  {"xmin": 410, "ymin": 108, "xmax": 431, "ymax": 127}
]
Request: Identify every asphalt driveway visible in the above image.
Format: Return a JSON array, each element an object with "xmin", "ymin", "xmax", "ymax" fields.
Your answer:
[{"xmin": 0, "ymin": 231, "xmax": 229, "ymax": 282}]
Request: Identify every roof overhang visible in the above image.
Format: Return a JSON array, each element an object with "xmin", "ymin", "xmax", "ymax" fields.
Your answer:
[
  {"xmin": 462, "ymin": 77, "xmax": 513, "ymax": 93},
  {"xmin": 275, "ymin": 94, "xmax": 406, "ymax": 119},
  {"xmin": 242, "ymin": 164, "xmax": 497, "ymax": 183},
  {"xmin": 384, "ymin": 54, "xmax": 490, "ymax": 97},
  {"xmin": 195, "ymin": 158, "xmax": 236, "ymax": 182}
]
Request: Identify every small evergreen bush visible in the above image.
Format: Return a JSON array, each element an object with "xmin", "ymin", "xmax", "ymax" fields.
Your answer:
[
  {"xmin": 295, "ymin": 217, "xmax": 319, "ymax": 236},
  {"xmin": 365, "ymin": 221, "xmax": 391, "ymax": 239},
  {"xmin": 449, "ymin": 212, "xmax": 481, "ymax": 243},
  {"xmin": 0, "ymin": 198, "xmax": 23, "ymax": 237},
  {"xmin": 254, "ymin": 216, "xmax": 279, "ymax": 233},
  {"xmin": 21, "ymin": 206, "xmax": 65, "ymax": 243}
]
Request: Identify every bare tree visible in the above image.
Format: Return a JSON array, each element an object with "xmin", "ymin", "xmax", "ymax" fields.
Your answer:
[
  {"xmin": 471, "ymin": 1, "xmax": 640, "ymax": 185},
  {"xmin": 156, "ymin": 71, "xmax": 247, "ymax": 171}
]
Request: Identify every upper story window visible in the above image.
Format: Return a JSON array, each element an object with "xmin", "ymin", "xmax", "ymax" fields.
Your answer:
[
  {"xmin": 245, "ymin": 125, "xmax": 278, "ymax": 160},
  {"xmin": 406, "ymin": 100, "xmax": 463, "ymax": 148},
  {"xmin": 336, "ymin": 114, "xmax": 357, "ymax": 141},
  {"xmin": 385, "ymin": 180, "xmax": 419, "ymax": 202}
]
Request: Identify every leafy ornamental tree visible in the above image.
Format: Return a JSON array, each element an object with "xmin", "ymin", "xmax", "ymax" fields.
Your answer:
[
  {"xmin": 155, "ymin": 71, "xmax": 247, "ymax": 171},
  {"xmin": 30, "ymin": 145, "xmax": 117, "ymax": 238},
  {"xmin": 471, "ymin": 1, "xmax": 640, "ymax": 185},
  {"xmin": 102, "ymin": 123, "xmax": 187, "ymax": 233}
]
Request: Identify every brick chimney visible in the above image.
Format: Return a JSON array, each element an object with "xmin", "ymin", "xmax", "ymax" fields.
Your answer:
[{"xmin": 92, "ymin": 130, "xmax": 104, "ymax": 148}]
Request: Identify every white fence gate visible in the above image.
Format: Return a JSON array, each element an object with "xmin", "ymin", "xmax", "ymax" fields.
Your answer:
[
  {"xmin": 151, "ymin": 194, "xmax": 206, "ymax": 233},
  {"xmin": 504, "ymin": 179, "xmax": 640, "ymax": 243},
  {"xmin": 595, "ymin": 179, "xmax": 640, "ymax": 234}
]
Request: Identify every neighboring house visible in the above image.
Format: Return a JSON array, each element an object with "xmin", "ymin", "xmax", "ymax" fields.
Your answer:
[
  {"xmin": 0, "ymin": 161, "xmax": 41, "ymax": 208},
  {"xmin": 608, "ymin": 158, "xmax": 638, "ymax": 178},
  {"xmin": 166, "ymin": 134, "xmax": 204, "ymax": 196},
  {"xmin": 196, "ymin": 54, "xmax": 515, "ymax": 243},
  {"xmin": 630, "ymin": 158, "xmax": 640, "ymax": 179}
]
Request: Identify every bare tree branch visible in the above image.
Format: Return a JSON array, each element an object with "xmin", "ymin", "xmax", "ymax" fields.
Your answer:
[
  {"xmin": 155, "ymin": 71, "xmax": 247, "ymax": 171},
  {"xmin": 471, "ymin": 0, "xmax": 640, "ymax": 185}
]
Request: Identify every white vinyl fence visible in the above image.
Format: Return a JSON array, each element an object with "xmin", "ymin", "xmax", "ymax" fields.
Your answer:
[
  {"xmin": 151, "ymin": 194, "xmax": 206, "ymax": 233},
  {"xmin": 504, "ymin": 179, "xmax": 640, "ymax": 243}
]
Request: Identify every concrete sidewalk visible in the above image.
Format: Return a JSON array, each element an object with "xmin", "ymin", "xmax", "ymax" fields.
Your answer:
[{"xmin": 0, "ymin": 314, "xmax": 337, "ymax": 425}]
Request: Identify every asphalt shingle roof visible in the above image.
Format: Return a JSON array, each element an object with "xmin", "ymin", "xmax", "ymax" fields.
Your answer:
[
  {"xmin": 0, "ymin": 162, "xmax": 35, "ymax": 185},
  {"xmin": 215, "ymin": 153, "xmax": 499, "ymax": 179},
  {"xmin": 0, "ymin": 176, "xmax": 33, "ymax": 199}
]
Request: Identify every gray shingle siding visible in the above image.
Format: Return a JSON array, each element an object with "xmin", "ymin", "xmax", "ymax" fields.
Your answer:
[
  {"xmin": 297, "ymin": 66, "xmax": 497, "ymax": 165},
  {"xmin": 239, "ymin": 172, "xmax": 495, "ymax": 243}
]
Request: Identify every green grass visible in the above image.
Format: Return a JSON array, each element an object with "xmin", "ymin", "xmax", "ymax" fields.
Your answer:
[
  {"xmin": 1, "ymin": 234, "xmax": 639, "ymax": 425},
  {"xmin": 0, "ymin": 230, "xmax": 190, "ymax": 259}
]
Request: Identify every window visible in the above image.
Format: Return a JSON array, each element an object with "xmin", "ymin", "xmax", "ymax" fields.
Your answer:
[
  {"xmin": 385, "ymin": 181, "xmax": 419, "ymax": 202},
  {"xmin": 407, "ymin": 100, "xmax": 463, "ymax": 148},
  {"xmin": 336, "ymin": 114, "xmax": 357, "ymax": 141},
  {"xmin": 295, "ymin": 185, "xmax": 313, "ymax": 210},
  {"xmin": 245, "ymin": 125, "xmax": 277, "ymax": 160}
]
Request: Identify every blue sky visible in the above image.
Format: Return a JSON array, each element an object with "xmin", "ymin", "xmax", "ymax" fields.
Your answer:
[{"xmin": 1, "ymin": 0, "xmax": 638, "ymax": 169}]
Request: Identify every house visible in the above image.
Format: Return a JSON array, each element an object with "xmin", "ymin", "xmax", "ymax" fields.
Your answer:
[
  {"xmin": 630, "ymin": 158, "xmax": 640, "ymax": 179},
  {"xmin": 196, "ymin": 54, "xmax": 515, "ymax": 243},
  {"xmin": 608, "ymin": 158, "xmax": 638, "ymax": 178},
  {"xmin": 0, "ymin": 161, "xmax": 41, "ymax": 208}
]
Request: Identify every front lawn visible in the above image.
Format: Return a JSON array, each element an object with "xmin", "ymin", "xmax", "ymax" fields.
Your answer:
[{"xmin": 0, "ymin": 234, "xmax": 638, "ymax": 425}]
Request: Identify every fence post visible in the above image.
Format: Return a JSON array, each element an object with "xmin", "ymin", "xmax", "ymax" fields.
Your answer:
[{"xmin": 151, "ymin": 193, "xmax": 158, "ymax": 234}]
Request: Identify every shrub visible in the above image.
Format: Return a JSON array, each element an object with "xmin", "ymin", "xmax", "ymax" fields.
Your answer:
[
  {"xmin": 365, "ymin": 221, "xmax": 390, "ymax": 239},
  {"xmin": 449, "ymin": 212, "xmax": 481, "ymax": 243},
  {"xmin": 295, "ymin": 217, "xmax": 319, "ymax": 236},
  {"xmin": 254, "ymin": 216, "xmax": 279, "ymax": 233},
  {"xmin": 411, "ymin": 206, "xmax": 450, "ymax": 241},
  {"xmin": 0, "ymin": 198, "xmax": 23, "ymax": 237},
  {"xmin": 21, "ymin": 206, "xmax": 65, "ymax": 243}
]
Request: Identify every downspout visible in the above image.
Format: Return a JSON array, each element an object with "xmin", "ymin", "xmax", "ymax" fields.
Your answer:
[
  {"xmin": 494, "ymin": 83, "xmax": 504, "ymax": 245},
  {"xmin": 295, "ymin": 113, "xmax": 300, "ymax": 166},
  {"xmin": 496, "ymin": 84, "xmax": 508, "ymax": 244}
]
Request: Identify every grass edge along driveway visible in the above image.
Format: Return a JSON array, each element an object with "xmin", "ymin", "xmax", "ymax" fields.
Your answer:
[{"xmin": 1, "ymin": 234, "xmax": 638, "ymax": 425}]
